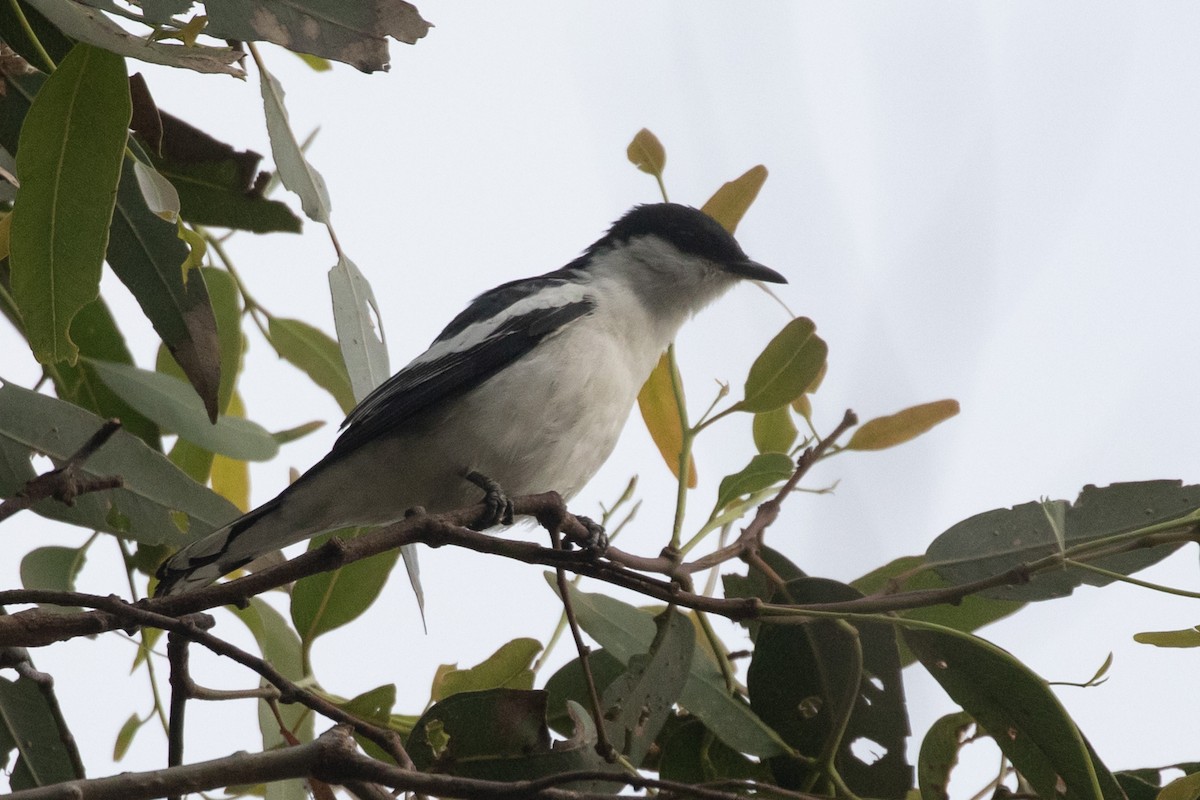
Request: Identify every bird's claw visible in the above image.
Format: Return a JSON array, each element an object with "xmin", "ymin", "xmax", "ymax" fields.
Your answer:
[
  {"xmin": 465, "ymin": 471, "xmax": 514, "ymax": 529},
  {"xmin": 565, "ymin": 515, "xmax": 608, "ymax": 554}
]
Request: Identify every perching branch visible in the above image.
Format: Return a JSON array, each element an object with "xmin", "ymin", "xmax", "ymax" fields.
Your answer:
[
  {"xmin": 2, "ymin": 479, "xmax": 1196, "ymax": 651},
  {"xmin": 0, "ymin": 726, "xmax": 825, "ymax": 800}
]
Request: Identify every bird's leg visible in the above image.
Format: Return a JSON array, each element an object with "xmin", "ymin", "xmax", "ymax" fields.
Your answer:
[{"xmin": 464, "ymin": 471, "xmax": 515, "ymax": 529}]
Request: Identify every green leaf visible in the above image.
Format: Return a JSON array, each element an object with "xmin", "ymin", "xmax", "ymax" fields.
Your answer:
[
  {"xmin": 626, "ymin": 128, "xmax": 666, "ymax": 178},
  {"xmin": 917, "ymin": 711, "xmax": 975, "ymax": 800},
  {"xmin": 22, "ymin": 0, "xmax": 243, "ymax": 75},
  {"xmin": 20, "ymin": 545, "xmax": 86, "ymax": 599},
  {"xmin": 659, "ymin": 716, "xmax": 773, "ymax": 785},
  {"xmin": 0, "ymin": 69, "xmax": 42, "ymax": 159},
  {"xmin": 340, "ymin": 683, "xmax": 396, "ymax": 725},
  {"xmin": 747, "ymin": 578, "xmax": 911, "ymax": 796},
  {"xmin": 0, "ymin": 670, "xmax": 81, "ymax": 789},
  {"xmin": 431, "ymin": 638, "xmax": 542, "ymax": 702},
  {"xmin": 88, "ymin": 359, "xmax": 278, "ymax": 461},
  {"xmin": 268, "ymin": 317, "xmax": 355, "ymax": 413},
  {"xmin": 198, "ymin": 267, "xmax": 244, "ymax": 417},
  {"xmin": 167, "ymin": 436, "xmax": 214, "ymax": 484},
  {"xmin": 407, "ymin": 690, "xmax": 615, "ymax": 785},
  {"xmin": 108, "ymin": 153, "xmax": 222, "ymax": 422},
  {"xmin": 927, "ymin": 481, "xmax": 1199, "ymax": 602},
  {"xmin": 204, "ymin": 0, "xmax": 431, "ymax": 74},
  {"xmin": 1159, "ymin": 771, "xmax": 1200, "ymax": 800},
  {"xmin": 701, "ymin": 165, "xmax": 768, "ymax": 234},
  {"xmin": 0, "ymin": 381, "xmax": 238, "ymax": 544},
  {"xmin": 131, "ymin": 627, "xmax": 163, "ymax": 672},
  {"xmin": 10, "ymin": 43, "xmax": 129, "ymax": 365},
  {"xmin": 738, "ymin": 317, "xmax": 828, "ymax": 414},
  {"xmin": 112, "ymin": 712, "xmax": 143, "ymax": 761},
  {"xmin": 0, "ymin": 1, "xmax": 73, "ymax": 70},
  {"xmin": 259, "ymin": 66, "xmax": 331, "ymax": 224},
  {"xmin": 230, "ymin": 598, "xmax": 313, "ymax": 800},
  {"xmin": 904, "ymin": 626, "xmax": 1116, "ymax": 800},
  {"xmin": 328, "ymin": 253, "xmax": 390, "ymax": 401},
  {"xmin": 713, "ymin": 452, "xmax": 794, "ymax": 514},
  {"xmin": 846, "ymin": 399, "xmax": 960, "ymax": 451},
  {"xmin": 51, "ymin": 298, "xmax": 162, "ymax": 448},
  {"xmin": 1133, "ymin": 626, "xmax": 1200, "ymax": 648},
  {"xmin": 552, "ymin": 577, "xmax": 787, "ymax": 758},
  {"xmin": 600, "ymin": 607, "xmax": 695, "ymax": 767},
  {"xmin": 142, "ymin": 112, "xmax": 302, "ymax": 234},
  {"xmin": 850, "ymin": 555, "xmax": 1023, "ymax": 667},
  {"xmin": 752, "ymin": 405, "xmax": 798, "ymax": 454},
  {"xmin": 637, "ymin": 349, "xmax": 697, "ymax": 487},
  {"xmin": 326, "ymin": 250, "xmax": 419, "ymax": 617},
  {"xmin": 543, "ymin": 649, "xmax": 625, "ymax": 738},
  {"xmin": 291, "ymin": 528, "xmax": 400, "ymax": 653},
  {"xmin": 272, "ymin": 420, "xmax": 325, "ymax": 444}
]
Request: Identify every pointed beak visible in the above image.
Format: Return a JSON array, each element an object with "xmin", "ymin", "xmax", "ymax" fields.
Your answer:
[{"xmin": 727, "ymin": 259, "xmax": 787, "ymax": 284}]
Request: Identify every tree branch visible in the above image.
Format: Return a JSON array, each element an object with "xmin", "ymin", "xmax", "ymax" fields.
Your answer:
[
  {"xmin": 0, "ymin": 419, "xmax": 123, "ymax": 524},
  {"xmin": 1, "ymin": 726, "xmax": 825, "ymax": 800}
]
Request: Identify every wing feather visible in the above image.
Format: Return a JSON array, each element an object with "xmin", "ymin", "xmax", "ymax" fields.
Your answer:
[{"xmin": 332, "ymin": 295, "xmax": 594, "ymax": 455}]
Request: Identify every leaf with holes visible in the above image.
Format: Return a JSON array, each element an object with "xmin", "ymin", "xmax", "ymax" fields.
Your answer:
[
  {"xmin": 927, "ymin": 480, "xmax": 1200, "ymax": 601},
  {"xmin": 904, "ymin": 625, "xmax": 1122, "ymax": 800},
  {"xmin": 747, "ymin": 578, "xmax": 911, "ymax": 796}
]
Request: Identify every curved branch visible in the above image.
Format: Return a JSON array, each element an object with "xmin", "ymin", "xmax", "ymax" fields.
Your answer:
[{"xmin": 1, "ymin": 726, "xmax": 825, "ymax": 800}]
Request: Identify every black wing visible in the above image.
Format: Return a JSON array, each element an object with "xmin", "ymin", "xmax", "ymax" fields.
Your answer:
[{"xmin": 331, "ymin": 294, "xmax": 594, "ymax": 456}]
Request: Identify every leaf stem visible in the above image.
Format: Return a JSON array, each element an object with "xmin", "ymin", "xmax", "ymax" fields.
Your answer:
[
  {"xmin": 667, "ymin": 343, "xmax": 693, "ymax": 551},
  {"xmin": 117, "ymin": 538, "xmax": 170, "ymax": 733},
  {"xmin": 694, "ymin": 607, "xmax": 738, "ymax": 693},
  {"xmin": 205, "ymin": 230, "xmax": 271, "ymax": 340},
  {"xmin": 8, "ymin": 0, "xmax": 56, "ymax": 72},
  {"xmin": 1062, "ymin": 558, "xmax": 1200, "ymax": 600}
]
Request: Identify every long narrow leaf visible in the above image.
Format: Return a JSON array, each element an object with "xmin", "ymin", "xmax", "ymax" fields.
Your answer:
[
  {"xmin": 0, "ymin": 381, "xmax": 238, "ymax": 544},
  {"xmin": 10, "ymin": 43, "xmax": 129, "ymax": 365}
]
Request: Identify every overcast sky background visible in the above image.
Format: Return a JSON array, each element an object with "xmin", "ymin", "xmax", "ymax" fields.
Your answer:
[{"xmin": 4, "ymin": 3, "xmax": 1200, "ymax": 796}]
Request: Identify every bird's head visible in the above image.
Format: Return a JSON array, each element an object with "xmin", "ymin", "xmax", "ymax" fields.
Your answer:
[{"xmin": 584, "ymin": 203, "xmax": 786, "ymax": 318}]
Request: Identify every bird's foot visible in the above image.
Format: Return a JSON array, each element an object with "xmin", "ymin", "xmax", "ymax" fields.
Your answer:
[
  {"xmin": 465, "ymin": 471, "xmax": 515, "ymax": 529},
  {"xmin": 565, "ymin": 515, "xmax": 608, "ymax": 554}
]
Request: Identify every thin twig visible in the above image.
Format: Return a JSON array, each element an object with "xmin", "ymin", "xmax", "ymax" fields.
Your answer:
[
  {"xmin": 0, "ymin": 725, "xmax": 827, "ymax": 800},
  {"xmin": 548, "ymin": 518, "xmax": 615, "ymax": 762},
  {"xmin": 0, "ymin": 419, "xmax": 124, "ymax": 524}
]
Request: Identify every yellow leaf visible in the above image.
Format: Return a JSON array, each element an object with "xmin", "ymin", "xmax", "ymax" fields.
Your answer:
[
  {"xmin": 637, "ymin": 351, "xmax": 697, "ymax": 488},
  {"xmin": 294, "ymin": 52, "xmax": 333, "ymax": 72},
  {"xmin": 0, "ymin": 213, "xmax": 10, "ymax": 262},
  {"xmin": 626, "ymin": 128, "xmax": 666, "ymax": 178},
  {"xmin": 701, "ymin": 165, "xmax": 768, "ymax": 233},
  {"xmin": 846, "ymin": 399, "xmax": 960, "ymax": 451},
  {"xmin": 179, "ymin": 15, "xmax": 208, "ymax": 47},
  {"xmin": 212, "ymin": 392, "xmax": 250, "ymax": 509},
  {"xmin": 212, "ymin": 453, "xmax": 249, "ymax": 511},
  {"xmin": 176, "ymin": 221, "xmax": 206, "ymax": 283}
]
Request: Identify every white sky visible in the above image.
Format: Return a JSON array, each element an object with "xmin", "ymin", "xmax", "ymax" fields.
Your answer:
[{"xmin": 4, "ymin": 3, "xmax": 1200, "ymax": 796}]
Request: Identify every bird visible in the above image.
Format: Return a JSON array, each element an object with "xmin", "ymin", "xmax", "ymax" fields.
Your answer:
[{"xmin": 154, "ymin": 202, "xmax": 786, "ymax": 595}]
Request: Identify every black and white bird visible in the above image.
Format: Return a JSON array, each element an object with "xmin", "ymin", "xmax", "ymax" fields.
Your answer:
[{"xmin": 155, "ymin": 203, "xmax": 785, "ymax": 595}]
